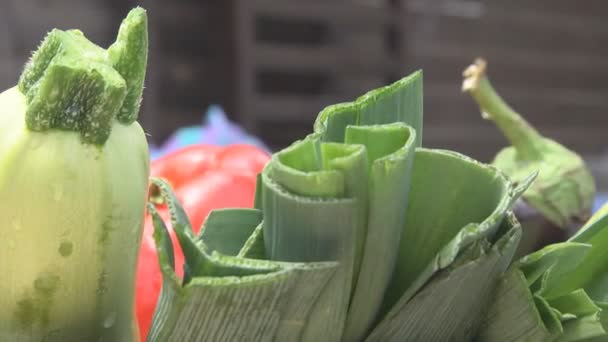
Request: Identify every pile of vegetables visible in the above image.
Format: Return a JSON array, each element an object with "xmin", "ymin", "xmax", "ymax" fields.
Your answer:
[
  {"xmin": 1, "ymin": 6, "xmax": 606, "ymax": 342},
  {"xmin": 143, "ymin": 69, "xmax": 536, "ymax": 341}
]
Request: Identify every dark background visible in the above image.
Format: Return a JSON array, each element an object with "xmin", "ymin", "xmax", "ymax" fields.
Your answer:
[{"xmin": 1, "ymin": 0, "xmax": 606, "ymax": 187}]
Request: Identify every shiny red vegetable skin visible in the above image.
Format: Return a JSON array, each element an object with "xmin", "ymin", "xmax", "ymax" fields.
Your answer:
[{"xmin": 136, "ymin": 144, "xmax": 269, "ymax": 340}]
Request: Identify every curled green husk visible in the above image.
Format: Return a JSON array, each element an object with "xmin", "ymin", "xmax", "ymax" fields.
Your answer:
[
  {"xmin": 0, "ymin": 8, "xmax": 149, "ymax": 341},
  {"xmin": 462, "ymin": 58, "xmax": 596, "ymax": 229}
]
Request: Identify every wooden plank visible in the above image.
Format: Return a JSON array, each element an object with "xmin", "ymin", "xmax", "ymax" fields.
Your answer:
[
  {"xmin": 423, "ymin": 123, "xmax": 605, "ymax": 160},
  {"xmin": 206, "ymin": 2, "xmax": 240, "ymax": 121},
  {"xmin": 0, "ymin": 59, "xmax": 19, "ymax": 90},
  {"xmin": 254, "ymin": 44, "xmax": 338, "ymax": 71},
  {"xmin": 424, "ymin": 83, "xmax": 607, "ymax": 113},
  {"xmin": 156, "ymin": 2, "xmax": 209, "ymax": 24},
  {"xmin": 408, "ymin": 1, "xmax": 608, "ymax": 36},
  {"xmin": 156, "ymin": 2, "xmax": 220, "ymax": 54},
  {"xmin": 411, "ymin": 41, "xmax": 608, "ymax": 75},
  {"xmin": 424, "ymin": 99, "xmax": 608, "ymax": 129},
  {"xmin": 405, "ymin": 12, "xmax": 608, "ymax": 53},
  {"xmin": 158, "ymin": 56, "xmax": 234, "ymax": 109},
  {"xmin": 255, "ymin": 14, "xmax": 329, "ymax": 45},
  {"xmin": 8, "ymin": 0, "xmax": 113, "ymax": 51},
  {"xmin": 254, "ymin": 43, "xmax": 399, "ymax": 74},
  {"xmin": 253, "ymin": 0, "xmax": 401, "ymax": 29},
  {"xmin": 494, "ymin": 0, "xmax": 608, "ymax": 19},
  {"xmin": 0, "ymin": 5, "xmax": 13, "ymax": 56},
  {"xmin": 409, "ymin": 54, "xmax": 608, "ymax": 90},
  {"xmin": 422, "ymin": 85, "xmax": 608, "ymax": 133},
  {"xmin": 254, "ymin": 94, "xmax": 340, "ymax": 121},
  {"xmin": 333, "ymin": 76, "xmax": 389, "ymax": 98},
  {"xmin": 145, "ymin": 106, "xmax": 209, "ymax": 144},
  {"xmin": 233, "ymin": 0, "xmax": 257, "ymax": 132},
  {"xmin": 424, "ymin": 123, "xmax": 605, "ymax": 144},
  {"xmin": 138, "ymin": 0, "xmax": 163, "ymax": 143},
  {"xmin": 256, "ymin": 119, "xmax": 315, "ymax": 149}
]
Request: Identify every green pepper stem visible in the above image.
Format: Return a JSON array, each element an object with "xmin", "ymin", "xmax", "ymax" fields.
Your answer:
[
  {"xmin": 108, "ymin": 7, "xmax": 148, "ymax": 124},
  {"xmin": 17, "ymin": 7, "xmax": 147, "ymax": 145},
  {"xmin": 462, "ymin": 59, "xmax": 544, "ymax": 160}
]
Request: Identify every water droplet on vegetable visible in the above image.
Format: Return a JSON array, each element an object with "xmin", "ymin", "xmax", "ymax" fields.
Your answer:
[
  {"xmin": 103, "ymin": 312, "xmax": 116, "ymax": 328},
  {"xmin": 34, "ymin": 273, "xmax": 60, "ymax": 295},
  {"xmin": 53, "ymin": 184, "xmax": 63, "ymax": 201},
  {"xmin": 12, "ymin": 219, "xmax": 21, "ymax": 232},
  {"xmin": 58, "ymin": 240, "xmax": 73, "ymax": 257}
]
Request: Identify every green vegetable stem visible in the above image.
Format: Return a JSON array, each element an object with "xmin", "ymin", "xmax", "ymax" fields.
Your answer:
[{"xmin": 462, "ymin": 58, "xmax": 596, "ymax": 230}]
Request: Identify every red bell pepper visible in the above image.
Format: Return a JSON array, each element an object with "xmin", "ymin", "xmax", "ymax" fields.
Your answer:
[{"xmin": 135, "ymin": 144, "xmax": 269, "ymax": 340}]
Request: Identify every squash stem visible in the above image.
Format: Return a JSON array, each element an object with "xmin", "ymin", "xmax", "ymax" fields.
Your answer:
[{"xmin": 462, "ymin": 59, "xmax": 544, "ymax": 160}]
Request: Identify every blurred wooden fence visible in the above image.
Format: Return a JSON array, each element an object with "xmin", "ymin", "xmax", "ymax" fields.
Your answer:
[
  {"xmin": 231, "ymin": 0, "xmax": 407, "ymax": 150},
  {"xmin": 0, "ymin": 0, "xmax": 606, "ymax": 162},
  {"xmin": 407, "ymin": 0, "xmax": 607, "ymax": 160}
]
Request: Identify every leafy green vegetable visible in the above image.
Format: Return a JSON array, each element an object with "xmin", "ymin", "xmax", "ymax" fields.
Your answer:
[
  {"xmin": 0, "ymin": 7, "xmax": 149, "ymax": 341},
  {"xmin": 148, "ymin": 70, "xmax": 530, "ymax": 341},
  {"xmin": 479, "ymin": 210, "xmax": 608, "ymax": 341}
]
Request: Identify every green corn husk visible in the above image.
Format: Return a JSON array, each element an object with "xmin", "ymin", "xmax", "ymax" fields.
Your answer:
[
  {"xmin": 148, "ymin": 71, "xmax": 532, "ymax": 341},
  {"xmin": 478, "ymin": 209, "xmax": 608, "ymax": 341}
]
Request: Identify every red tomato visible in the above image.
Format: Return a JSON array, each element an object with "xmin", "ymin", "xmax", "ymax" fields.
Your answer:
[{"xmin": 136, "ymin": 144, "xmax": 269, "ymax": 341}]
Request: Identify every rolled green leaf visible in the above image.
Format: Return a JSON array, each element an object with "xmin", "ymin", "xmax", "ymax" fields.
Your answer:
[
  {"xmin": 261, "ymin": 138, "xmax": 363, "ymax": 342},
  {"xmin": 261, "ymin": 127, "xmax": 416, "ymax": 341},
  {"xmin": 261, "ymin": 74, "xmax": 422, "ymax": 341},
  {"xmin": 314, "ymin": 70, "xmax": 423, "ymax": 147}
]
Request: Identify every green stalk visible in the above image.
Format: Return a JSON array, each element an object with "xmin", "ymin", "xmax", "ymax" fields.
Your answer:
[
  {"xmin": 462, "ymin": 58, "xmax": 596, "ymax": 229},
  {"xmin": 462, "ymin": 59, "xmax": 544, "ymax": 160}
]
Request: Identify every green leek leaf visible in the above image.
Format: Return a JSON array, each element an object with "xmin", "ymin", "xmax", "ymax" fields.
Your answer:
[
  {"xmin": 148, "ymin": 70, "xmax": 534, "ymax": 342},
  {"xmin": 199, "ymin": 209, "xmax": 263, "ymax": 256},
  {"xmin": 260, "ymin": 73, "xmax": 422, "ymax": 341},
  {"xmin": 478, "ymin": 210, "xmax": 608, "ymax": 341},
  {"xmin": 147, "ymin": 179, "xmax": 338, "ymax": 342},
  {"xmin": 367, "ymin": 213, "xmax": 522, "ymax": 341}
]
